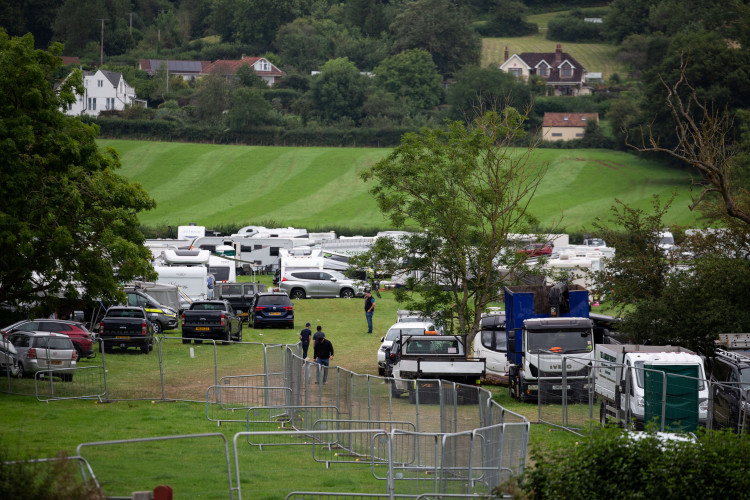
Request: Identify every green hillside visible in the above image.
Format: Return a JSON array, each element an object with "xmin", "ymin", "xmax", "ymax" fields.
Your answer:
[
  {"xmin": 482, "ymin": 36, "xmax": 624, "ymax": 81},
  {"xmin": 99, "ymin": 140, "xmax": 700, "ymax": 232}
]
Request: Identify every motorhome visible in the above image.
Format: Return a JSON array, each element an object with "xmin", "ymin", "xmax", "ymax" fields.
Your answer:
[
  {"xmin": 154, "ymin": 265, "xmax": 208, "ymax": 303},
  {"xmin": 208, "ymin": 254, "xmax": 236, "ymax": 283}
]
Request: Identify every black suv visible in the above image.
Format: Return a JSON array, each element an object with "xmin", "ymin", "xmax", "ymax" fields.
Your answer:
[
  {"xmin": 250, "ymin": 292, "xmax": 294, "ymax": 329},
  {"xmin": 710, "ymin": 349, "xmax": 750, "ymax": 432}
]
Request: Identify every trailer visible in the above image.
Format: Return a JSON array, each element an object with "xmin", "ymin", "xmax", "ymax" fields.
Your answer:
[
  {"xmin": 505, "ymin": 282, "xmax": 595, "ymax": 402},
  {"xmin": 595, "ymin": 344, "xmax": 708, "ymax": 431}
]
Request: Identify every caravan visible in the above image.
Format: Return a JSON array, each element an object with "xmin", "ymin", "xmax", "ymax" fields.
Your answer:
[{"xmin": 154, "ymin": 266, "xmax": 208, "ymax": 305}]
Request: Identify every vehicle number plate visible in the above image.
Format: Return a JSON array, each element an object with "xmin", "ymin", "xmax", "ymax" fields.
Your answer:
[
  {"xmin": 196, "ymin": 327, "xmax": 210, "ymax": 331},
  {"xmin": 115, "ymin": 336, "xmax": 130, "ymax": 339},
  {"xmin": 552, "ymin": 384, "xmax": 571, "ymax": 390},
  {"xmin": 269, "ymin": 312, "xmax": 281, "ymax": 316},
  {"xmin": 50, "ymin": 360, "xmax": 62, "ymax": 365}
]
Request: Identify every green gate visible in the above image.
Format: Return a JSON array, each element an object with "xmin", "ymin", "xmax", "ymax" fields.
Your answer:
[{"xmin": 644, "ymin": 364, "xmax": 700, "ymax": 432}]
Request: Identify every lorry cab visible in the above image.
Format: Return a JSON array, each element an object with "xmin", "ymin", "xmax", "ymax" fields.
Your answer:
[{"xmin": 473, "ymin": 311, "xmax": 508, "ymax": 379}]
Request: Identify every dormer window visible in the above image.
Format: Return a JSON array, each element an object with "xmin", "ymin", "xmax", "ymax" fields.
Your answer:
[
  {"xmin": 560, "ymin": 65, "xmax": 572, "ymax": 78},
  {"xmin": 581, "ymin": 117, "xmax": 587, "ymax": 122},
  {"xmin": 539, "ymin": 67, "xmax": 549, "ymax": 77}
]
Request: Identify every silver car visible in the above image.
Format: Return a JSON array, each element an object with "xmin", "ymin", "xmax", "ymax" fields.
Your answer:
[
  {"xmin": 8, "ymin": 331, "xmax": 77, "ymax": 381},
  {"xmin": 279, "ymin": 269, "xmax": 366, "ymax": 299},
  {"xmin": 0, "ymin": 337, "xmax": 19, "ymax": 377}
]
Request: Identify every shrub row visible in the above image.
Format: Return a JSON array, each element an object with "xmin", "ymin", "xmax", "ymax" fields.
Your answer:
[{"xmin": 93, "ymin": 117, "xmax": 415, "ymax": 147}]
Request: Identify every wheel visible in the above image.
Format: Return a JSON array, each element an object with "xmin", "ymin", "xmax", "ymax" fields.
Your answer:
[
  {"xmin": 182, "ymin": 338, "xmax": 191, "ymax": 344},
  {"xmin": 290, "ymin": 289, "xmax": 306, "ymax": 300},
  {"xmin": 75, "ymin": 346, "xmax": 84, "ymax": 360},
  {"xmin": 222, "ymin": 330, "xmax": 231, "ymax": 345},
  {"xmin": 236, "ymin": 326, "xmax": 242, "ymax": 343},
  {"xmin": 340, "ymin": 288, "xmax": 354, "ymax": 299},
  {"xmin": 194, "ymin": 339, "xmax": 203, "ymax": 344},
  {"xmin": 152, "ymin": 321, "xmax": 162, "ymax": 336},
  {"xmin": 378, "ymin": 367, "xmax": 385, "ymax": 377},
  {"xmin": 289, "ymin": 323, "xmax": 295, "ymax": 329},
  {"xmin": 141, "ymin": 343, "xmax": 150, "ymax": 354}
]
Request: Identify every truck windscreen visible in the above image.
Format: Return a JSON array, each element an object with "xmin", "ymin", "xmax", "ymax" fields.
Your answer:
[
  {"xmin": 632, "ymin": 361, "xmax": 706, "ymax": 389},
  {"xmin": 526, "ymin": 329, "xmax": 592, "ymax": 354}
]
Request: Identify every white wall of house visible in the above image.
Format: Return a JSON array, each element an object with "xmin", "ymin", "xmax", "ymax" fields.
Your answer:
[
  {"xmin": 542, "ymin": 126, "xmax": 586, "ymax": 141},
  {"xmin": 64, "ymin": 70, "xmax": 139, "ymax": 117}
]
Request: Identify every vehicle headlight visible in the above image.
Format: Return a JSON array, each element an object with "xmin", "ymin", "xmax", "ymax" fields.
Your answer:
[
  {"xmin": 637, "ymin": 397, "xmax": 645, "ymax": 407},
  {"xmin": 699, "ymin": 399, "xmax": 708, "ymax": 412}
]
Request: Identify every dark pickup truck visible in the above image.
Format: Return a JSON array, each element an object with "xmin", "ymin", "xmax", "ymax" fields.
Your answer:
[
  {"xmin": 181, "ymin": 300, "xmax": 243, "ymax": 345},
  {"xmin": 98, "ymin": 306, "xmax": 154, "ymax": 354}
]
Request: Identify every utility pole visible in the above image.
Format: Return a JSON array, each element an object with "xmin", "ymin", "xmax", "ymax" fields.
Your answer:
[
  {"xmin": 128, "ymin": 12, "xmax": 133, "ymax": 36},
  {"xmin": 96, "ymin": 18, "xmax": 108, "ymax": 67}
]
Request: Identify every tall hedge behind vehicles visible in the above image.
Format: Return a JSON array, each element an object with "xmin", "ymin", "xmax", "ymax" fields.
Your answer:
[{"xmin": 505, "ymin": 282, "xmax": 595, "ymax": 402}]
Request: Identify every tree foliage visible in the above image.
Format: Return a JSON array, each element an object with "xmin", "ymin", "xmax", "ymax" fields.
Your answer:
[
  {"xmin": 310, "ymin": 57, "xmax": 370, "ymax": 124},
  {"xmin": 0, "ymin": 31, "xmax": 156, "ymax": 310},
  {"xmin": 359, "ymin": 109, "xmax": 547, "ymax": 347},
  {"xmin": 446, "ymin": 65, "xmax": 531, "ymax": 122},
  {"xmin": 373, "ymin": 49, "xmax": 443, "ymax": 113},
  {"xmin": 389, "ymin": 0, "xmax": 481, "ymax": 77}
]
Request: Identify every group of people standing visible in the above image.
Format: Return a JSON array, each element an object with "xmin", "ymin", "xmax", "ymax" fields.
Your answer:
[
  {"xmin": 299, "ymin": 322, "xmax": 334, "ymax": 384},
  {"xmin": 297, "ymin": 287, "xmax": 376, "ymax": 384}
]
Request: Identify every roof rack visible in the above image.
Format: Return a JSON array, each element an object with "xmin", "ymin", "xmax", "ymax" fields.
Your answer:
[
  {"xmin": 716, "ymin": 333, "xmax": 750, "ymax": 350},
  {"xmin": 715, "ymin": 348, "xmax": 750, "ymax": 364}
]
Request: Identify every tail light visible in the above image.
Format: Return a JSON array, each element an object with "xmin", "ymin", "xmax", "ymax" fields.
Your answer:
[
  {"xmin": 220, "ymin": 313, "xmax": 225, "ymax": 327},
  {"xmin": 99, "ymin": 321, "xmax": 104, "ymax": 333},
  {"xmin": 141, "ymin": 322, "xmax": 147, "ymax": 336},
  {"xmin": 181, "ymin": 313, "xmax": 185, "ymax": 323},
  {"xmin": 72, "ymin": 350, "xmax": 77, "ymax": 360},
  {"xmin": 281, "ymin": 277, "xmax": 288, "ymax": 282},
  {"xmin": 27, "ymin": 348, "xmax": 37, "ymax": 359},
  {"xmin": 255, "ymin": 306, "xmax": 266, "ymax": 311},
  {"xmin": 283, "ymin": 306, "xmax": 293, "ymax": 311}
]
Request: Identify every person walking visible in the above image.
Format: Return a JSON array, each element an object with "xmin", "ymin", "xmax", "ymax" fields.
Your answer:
[
  {"xmin": 313, "ymin": 331, "xmax": 334, "ymax": 384},
  {"xmin": 299, "ymin": 322, "xmax": 312, "ymax": 359},
  {"xmin": 364, "ymin": 288, "xmax": 375, "ymax": 333},
  {"xmin": 312, "ymin": 325, "xmax": 325, "ymax": 346}
]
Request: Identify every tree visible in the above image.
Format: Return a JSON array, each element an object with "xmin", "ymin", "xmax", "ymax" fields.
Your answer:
[
  {"xmin": 446, "ymin": 65, "xmax": 531, "ymax": 121},
  {"xmin": 274, "ymin": 18, "xmax": 336, "ymax": 74},
  {"xmin": 359, "ymin": 109, "xmax": 548, "ymax": 347},
  {"xmin": 227, "ymin": 87, "xmax": 277, "ymax": 131},
  {"xmin": 484, "ymin": 0, "xmax": 538, "ymax": 37},
  {"xmin": 235, "ymin": 63, "xmax": 268, "ymax": 88},
  {"xmin": 190, "ymin": 75, "xmax": 229, "ymax": 124},
  {"xmin": 633, "ymin": 58, "xmax": 750, "ymax": 226},
  {"xmin": 373, "ymin": 49, "xmax": 443, "ymax": 113},
  {"xmin": 310, "ymin": 57, "xmax": 370, "ymax": 124},
  {"xmin": 390, "ymin": 0, "xmax": 481, "ymax": 77},
  {"xmin": 0, "ymin": 32, "xmax": 156, "ymax": 311},
  {"xmin": 209, "ymin": 0, "xmax": 300, "ymax": 50}
]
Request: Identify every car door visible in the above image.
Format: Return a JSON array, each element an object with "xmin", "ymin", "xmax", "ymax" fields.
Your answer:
[{"xmin": 317, "ymin": 272, "xmax": 338, "ymax": 297}]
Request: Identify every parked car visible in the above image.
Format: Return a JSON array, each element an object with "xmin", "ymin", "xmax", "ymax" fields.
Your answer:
[
  {"xmin": 377, "ymin": 320, "xmax": 440, "ymax": 376},
  {"xmin": 249, "ymin": 292, "xmax": 294, "ymax": 329},
  {"xmin": 8, "ymin": 331, "xmax": 77, "ymax": 380},
  {"xmin": 710, "ymin": 348, "xmax": 750, "ymax": 433},
  {"xmin": 98, "ymin": 306, "xmax": 154, "ymax": 354},
  {"xmin": 279, "ymin": 269, "xmax": 366, "ymax": 299},
  {"xmin": 2, "ymin": 319, "xmax": 95, "ymax": 359},
  {"xmin": 0, "ymin": 337, "xmax": 19, "ymax": 377},
  {"xmin": 125, "ymin": 288, "xmax": 179, "ymax": 333},
  {"xmin": 516, "ymin": 242, "xmax": 553, "ymax": 256},
  {"xmin": 181, "ymin": 300, "xmax": 243, "ymax": 344}
]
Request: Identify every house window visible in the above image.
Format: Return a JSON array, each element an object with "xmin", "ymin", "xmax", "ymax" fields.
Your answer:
[
  {"xmin": 576, "ymin": 133, "xmax": 584, "ymax": 137},
  {"xmin": 106, "ymin": 97, "xmax": 115, "ymax": 110},
  {"xmin": 539, "ymin": 67, "xmax": 549, "ymax": 77},
  {"xmin": 551, "ymin": 133, "xmax": 562, "ymax": 137},
  {"xmin": 560, "ymin": 66, "xmax": 572, "ymax": 78},
  {"xmin": 509, "ymin": 68, "xmax": 522, "ymax": 77},
  {"xmin": 98, "ymin": 80, "xmax": 103, "ymax": 87},
  {"xmin": 88, "ymin": 97, "xmax": 96, "ymax": 110}
]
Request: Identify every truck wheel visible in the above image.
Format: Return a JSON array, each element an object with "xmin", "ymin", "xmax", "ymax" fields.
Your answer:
[
  {"xmin": 222, "ymin": 331, "xmax": 231, "ymax": 345},
  {"xmin": 236, "ymin": 324, "xmax": 242, "ymax": 342},
  {"xmin": 141, "ymin": 343, "xmax": 150, "ymax": 354}
]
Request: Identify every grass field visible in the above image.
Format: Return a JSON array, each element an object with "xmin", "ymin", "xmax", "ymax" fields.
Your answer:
[
  {"xmin": 100, "ymin": 139, "xmax": 701, "ymax": 232},
  {"xmin": 1, "ymin": 278, "xmax": 582, "ymax": 497}
]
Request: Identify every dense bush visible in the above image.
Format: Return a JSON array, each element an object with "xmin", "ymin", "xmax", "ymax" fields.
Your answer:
[
  {"xmin": 514, "ymin": 427, "xmax": 750, "ymax": 499},
  {"xmin": 547, "ymin": 14, "xmax": 606, "ymax": 42}
]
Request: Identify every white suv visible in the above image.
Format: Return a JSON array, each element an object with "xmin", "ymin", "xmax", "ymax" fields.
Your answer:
[{"xmin": 378, "ymin": 319, "xmax": 441, "ymax": 376}]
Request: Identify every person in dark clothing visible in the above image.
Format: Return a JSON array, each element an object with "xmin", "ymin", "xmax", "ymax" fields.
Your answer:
[
  {"xmin": 312, "ymin": 325, "xmax": 325, "ymax": 346},
  {"xmin": 299, "ymin": 322, "xmax": 312, "ymax": 359},
  {"xmin": 313, "ymin": 331, "xmax": 334, "ymax": 384},
  {"xmin": 364, "ymin": 289, "xmax": 375, "ymax": 333}
]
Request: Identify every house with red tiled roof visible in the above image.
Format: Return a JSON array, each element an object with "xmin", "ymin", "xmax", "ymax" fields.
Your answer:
[
  {"xmin": 202, "ymin": 56, "xmax": 285, "ymax": 86},
  {"xmin": 500, "ymin": 44, "xmax": 590, "ymax": 96},
  {"xmin": 542, "ymin": 112, "xmax": 598, "ymax": 141},
  {"xmin": 60, "ymin": 56, "xmax": 80, "ymax": 66}
]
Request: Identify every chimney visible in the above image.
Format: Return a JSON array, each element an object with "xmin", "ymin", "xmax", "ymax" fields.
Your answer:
[
  {"xmin": 555, "ymin": 44, "xmax": 562, "ymax": 64},
  {"xmin": 504, "ymin": 46, "xmax": 509, "ymax": 62}
]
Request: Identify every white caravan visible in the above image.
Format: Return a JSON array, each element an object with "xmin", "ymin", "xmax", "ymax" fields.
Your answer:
[{"xmin": 154, "ymin": 265, "xmax": 208, "ymax": 304}]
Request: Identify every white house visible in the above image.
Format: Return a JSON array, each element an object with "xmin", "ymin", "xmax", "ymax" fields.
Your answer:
[
  {"xmin": 63, "ymin": 69, "xmax": 143, "ymax": 117},
  {"xmin": 499, "ymin": 44, "xmax": 591, "ymax": 96}
]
